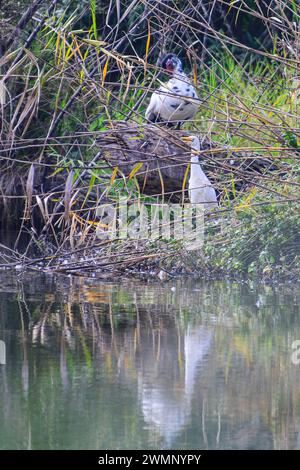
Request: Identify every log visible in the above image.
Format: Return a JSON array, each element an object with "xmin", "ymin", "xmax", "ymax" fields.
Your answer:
[{"xmin": 94, "ymin": 122, "xmax": 277, "ymax": 201}]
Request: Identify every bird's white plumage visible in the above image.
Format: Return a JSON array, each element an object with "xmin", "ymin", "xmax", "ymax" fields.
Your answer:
[
  {"xmin": 186, "ymin": 136, "xmax": 218, "ymax": 210},
  {"xmin": 145, "ymin": 71, "xmax": 198, "ymax": 125}
]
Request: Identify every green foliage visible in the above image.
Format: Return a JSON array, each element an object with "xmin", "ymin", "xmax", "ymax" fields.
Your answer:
[
  {"xmin": 204, "ymin": 190, "xmax": 300, "ymax": 278},
  {"xmin": 282, "ymin": 131, "xmax": 299, "ymax": 149}
]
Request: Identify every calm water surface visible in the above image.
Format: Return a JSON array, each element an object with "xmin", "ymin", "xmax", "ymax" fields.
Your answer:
[{"xmin": 0, "ymin": 272, "xmax": 300, "ymax": 450}]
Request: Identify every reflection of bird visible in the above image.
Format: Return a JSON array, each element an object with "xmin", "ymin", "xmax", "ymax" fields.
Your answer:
[
  {"xmin": 182, "ymin": 136, "xmax": 218, "ymax": 210},
  {"xmin": 139, "ymin": 326, "xmax": 213, "ymax": 447},
  {"xmin": 145, "ymin": 54, "xmax": 198, "ymax": 128}
]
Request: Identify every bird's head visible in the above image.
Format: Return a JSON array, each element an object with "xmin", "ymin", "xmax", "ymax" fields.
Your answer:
[
  {"xmin": 181, "ymin": 135, "xmax": 201, "ymax": 151},
  {"xmin": 161, "ymin": 54, "xmax": 183, "ymax": 74}
]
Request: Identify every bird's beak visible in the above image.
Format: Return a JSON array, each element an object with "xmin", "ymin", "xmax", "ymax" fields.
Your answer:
[{"xmin": 181, "ymin": 136, "xmax": 193, "ymax": 143}]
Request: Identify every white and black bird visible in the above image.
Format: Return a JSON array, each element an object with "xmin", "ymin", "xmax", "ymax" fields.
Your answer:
[
  {"xmin": 145, "ymin": 54, "xmax": 199, "ymax": 128},
  {"xmin": 182, "ymin": 135, "xmax": 218, "ymax": 210}
]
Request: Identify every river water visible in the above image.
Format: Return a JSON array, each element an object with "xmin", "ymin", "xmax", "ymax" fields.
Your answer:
[{"xmin": 0, "ymin": 272, "xmax": 300, "ymax": 449}]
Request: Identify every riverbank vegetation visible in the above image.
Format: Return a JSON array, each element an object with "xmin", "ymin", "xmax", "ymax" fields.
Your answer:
[{"xmin": 0, "ymin": 1, "xmax": 299, "ymax": 280}]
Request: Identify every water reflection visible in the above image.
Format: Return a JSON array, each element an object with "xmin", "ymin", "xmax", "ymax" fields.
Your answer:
[
  {"xmin": 0, "ymin": 272, "xmax": 300, "ymax": 449},
  {"xmin": 139, "ymin": 325, "xmax": 213, "ymax": 447}
]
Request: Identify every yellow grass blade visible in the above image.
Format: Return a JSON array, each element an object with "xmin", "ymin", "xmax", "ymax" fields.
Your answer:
[
  {"xmin": 235, "ymin": 187, "xmax": 257, "ymax": 212},
  {"xmin": 55, "ymin": 32, "xmax": 62, "ymax": 66},
  {"xmin": 193, "ymin": 64, "xmax": 197, "ymax": 85},
  {"xmin": 182, "ymin": 162, "xmax": 191, "ymax": 196},
  {"xmin": 128, "ymin": 162, "xmax": 143, "ymax": 180},
  {"xmin": 65, "ymin": 38, "xmax": 84, "ymax": 62},
  {"xmin": 145, "ymin": 20, "xmax": 151, "ymax": 73},
  {"xmin": 110, "ymin": 166, "xmax": 118, "ymax": 185},
  {"xmin": 81, "ymin": 39, "xmax": 107, "ymax": 47},
  {"xmin": 102, "ymin": 58, "xmax": 109, "ymax": 85}
]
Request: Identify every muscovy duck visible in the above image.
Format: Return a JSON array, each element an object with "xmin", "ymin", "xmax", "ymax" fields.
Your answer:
[{"xmin": 145, "ymin": 54, "xmax": 199, "ymax": 128}]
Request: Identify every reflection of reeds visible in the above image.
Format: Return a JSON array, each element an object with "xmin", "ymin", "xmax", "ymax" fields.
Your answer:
[{"xmin": 1, "ymin": 273, "xmax": 300, "ymax": 447}]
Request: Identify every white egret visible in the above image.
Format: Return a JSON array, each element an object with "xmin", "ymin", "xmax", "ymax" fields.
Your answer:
[{"xmin": 182, "ymin": 135, "xmax": 218, "ymax": 210}]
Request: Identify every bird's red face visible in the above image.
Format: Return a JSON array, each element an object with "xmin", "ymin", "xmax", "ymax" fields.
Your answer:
[
  {"xmin": 165, "ymin": 58, "xmax": 175, "ymax": 72},
  {"xmin": 162, "ymin": 54, "xmax": 182, "ymax": 74}
]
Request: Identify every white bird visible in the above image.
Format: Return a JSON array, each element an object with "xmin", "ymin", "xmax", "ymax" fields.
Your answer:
[
  {"xmin": 182, "ymin": 135, "xmax": 218, "ymax": 210},
  {"xmin": 145, "ymin": 54, "xmax": 198, "ymax": 128}
]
